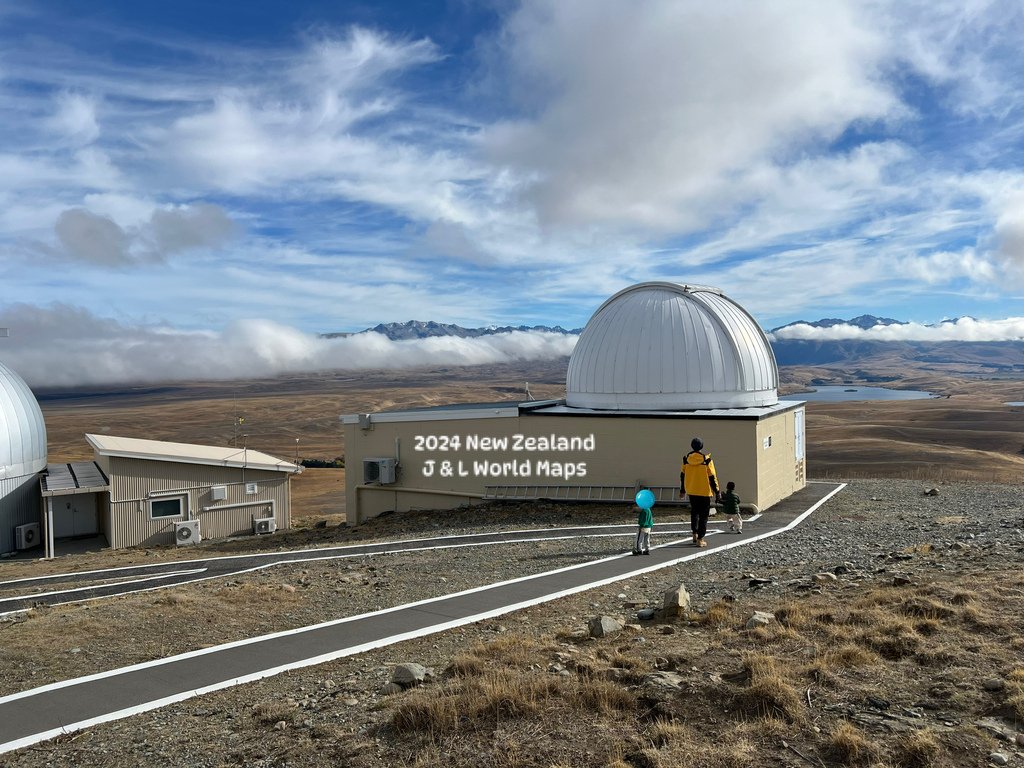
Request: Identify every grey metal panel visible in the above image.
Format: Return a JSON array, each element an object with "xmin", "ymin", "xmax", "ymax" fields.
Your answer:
[
  {"xmin": 0, "ymin": 473, "xmax": 41, "ymax": 553},
  {"xmin": 0, "ymin": 361, "xmax": 47, "ymax": 480},
  {"xmin": 107, "ymin": 457, "xmax": 290, "ymax": 548},
  {"xmin": 566, "ymin": 282, "xmax": 779, "ymax": 410}
]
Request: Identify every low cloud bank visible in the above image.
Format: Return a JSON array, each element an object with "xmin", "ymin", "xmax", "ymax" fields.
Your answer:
[
  {"xmin": 770, "ymin": 317, "xmax": 1024, "ymax": 342},
  {"xmin": 0, "ymin": 305, "xmax": 578, "ymax": 388}
]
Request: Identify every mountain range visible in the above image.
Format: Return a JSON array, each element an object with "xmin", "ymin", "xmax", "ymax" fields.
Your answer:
[{"xmin": 320, "ymin": 317, "xmax": 1024, "ymax": 370}]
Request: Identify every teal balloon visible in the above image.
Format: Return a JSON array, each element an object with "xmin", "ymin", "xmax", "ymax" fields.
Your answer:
[{"xmin": 635, "ymin": 489, "xmax": 655, "ymax": 509}]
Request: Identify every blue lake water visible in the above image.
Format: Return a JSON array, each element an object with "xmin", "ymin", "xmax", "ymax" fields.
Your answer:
[
  {"xmin": 1007, "ymin": 402, "xmax": 1024, "ymax": 407},
  {"xmin": 781, "ymin": 385, "xmax": 936, "ymax": 402}
]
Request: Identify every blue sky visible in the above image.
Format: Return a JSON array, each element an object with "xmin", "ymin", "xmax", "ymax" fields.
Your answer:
[{"xmin": 2, "ymin": 1, "xmax": 1024, "ymax": 385}]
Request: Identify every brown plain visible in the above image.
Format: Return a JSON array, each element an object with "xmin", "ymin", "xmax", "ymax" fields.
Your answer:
[{"xmin": 40, "ymin": 357, "xmax": 1024, "ymax": 522}]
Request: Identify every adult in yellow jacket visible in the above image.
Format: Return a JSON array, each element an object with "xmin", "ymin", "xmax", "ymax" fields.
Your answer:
[{"xmin": 680, "ymin": 437, "xmax": 720, "ymax": 547}]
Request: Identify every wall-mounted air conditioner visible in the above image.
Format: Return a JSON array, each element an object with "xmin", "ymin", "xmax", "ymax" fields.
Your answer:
[
  {"xmin": 252, "ymin": 516, "xmax": 277, "ymax": 535},
  {"xmin": 210, "ymin": 485, "xmax": 227, "ymax": 501},
  {"xmin": 15, "ymin": 522, "xmax": 40, "ymax": 550},
  {"xmin": 245, "ymin": 482, "xmax": 258, "ymax": 495},
  {"xmin": 363, "ymin": 457, "xmax": 397, "ymax": 485},
  {"xmin": 174, "ymin": 520, "xmax": 201, "ymax": 546}
]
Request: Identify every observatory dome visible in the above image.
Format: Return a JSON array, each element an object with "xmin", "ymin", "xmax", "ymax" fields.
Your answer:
[
  {"xmin": 0, "ymin": 360, "xmax": 47, "ymax": 481},
  {"xmin": 566, "ymin": 282, "xmax": 778, "ymax": 410}
]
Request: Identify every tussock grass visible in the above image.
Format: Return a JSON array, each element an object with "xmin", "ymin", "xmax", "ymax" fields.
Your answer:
[
  {"xmin": 824, "ymin": 722, "xmax": 880, "ymax": 766},
  {"xmin": 898, "ymin": 597, "xmax": 955, "ymax": 620},
  {"xmin": 391, "ymin": 669, "xmax": 562, "ymax": 737},
  {"xmin": 894, "ymin": 728, "xmax": 944, "ymax": 768},
  {"xmin": 856, "ymin": 617, "xmax": 922, "ymax": 660},
  {"xmin": 576, "ymin": 678, "xmax": 637, "ymax": 714},
  {"xmin": 729, "ymin": 653, "xmax": 805, "ymax": 723},
  {"xmin": 250, "ymin": 699, "xmax": 297, "ymax": 726},
  {"xmin": 691, "ymin": 597, "xmax": 734, "ymax": 627}
]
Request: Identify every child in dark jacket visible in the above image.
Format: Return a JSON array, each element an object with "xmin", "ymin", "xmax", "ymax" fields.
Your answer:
[{"xmin": 722, "ymin": 481, "xmax": 742, "ymax": 533}]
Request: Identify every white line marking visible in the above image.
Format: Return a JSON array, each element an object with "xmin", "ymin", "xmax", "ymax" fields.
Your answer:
[
  {"xmin": 0, "ymin": 569, "xmax": 208, "ymax": 605},
  {"xmin": 0, "ymin": 483, "xmax": 846, "ymax": 755}
]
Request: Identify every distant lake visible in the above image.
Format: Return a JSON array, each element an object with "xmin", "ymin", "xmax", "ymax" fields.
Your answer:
[
  {"xmin": 1007, "ymin": 402, "xmax": 1024, "ymax": 407},
  {"xmin": 781, "ymin": 385, "xmax": 935, "ymax": 402}
]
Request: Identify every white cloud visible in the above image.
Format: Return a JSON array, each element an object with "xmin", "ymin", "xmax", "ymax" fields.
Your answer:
[
  {"xmin": 0, "ymin": 304, "xmax": 577, "ymax": 387},
  {"xmin": 770, "ymin": 316, "xmax": 1024, "ymax": 341},
  {"xmin": 50, "ymin": 203, "xmax": 236, "ymax": 266},
  {"xmin": 481, "ymin": 0, "xmax": 899, "ymax": 232},
  {"xmin": 47, "ymin": 92, "xmax": 100, "ymax": 145}
]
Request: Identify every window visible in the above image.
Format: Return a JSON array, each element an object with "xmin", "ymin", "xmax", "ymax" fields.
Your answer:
[{"xmin": 150, "ymin": 496, "xmax": 185, "ymax": 519}]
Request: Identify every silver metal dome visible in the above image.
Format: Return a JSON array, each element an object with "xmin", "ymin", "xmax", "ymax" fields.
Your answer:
[
  {"xmin": 0, "ymin": 359, "xmax": 48, "ymax": 481},
  {"xmin": 566, "ymin": 282, "xmax": 778, "ymax": 410}
]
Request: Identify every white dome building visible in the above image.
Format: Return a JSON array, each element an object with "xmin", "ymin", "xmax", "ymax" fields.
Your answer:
[
  {"xmin": 343, "ymin": 281, "xmax": 807, "ymax": 525},
  {"xmin": 1, "ymin": 359, "xmax": 47, "ymax": 553},
  {"xmin": 566, "ymin": 282, "xmax": 778, "ymax": 410}
]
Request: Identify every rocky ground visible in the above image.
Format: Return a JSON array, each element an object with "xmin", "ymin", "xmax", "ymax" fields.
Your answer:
[{"xmin": 2, "ymin": 478, "xmax": 1024, "ymax": 768}]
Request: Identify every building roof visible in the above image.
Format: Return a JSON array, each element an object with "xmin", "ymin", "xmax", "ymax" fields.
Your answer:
[
  {"xmin": 41, "ymin": 462, "xmax": 110, "ymax": 496},
  {"xmin": 85, "ymin": 434, "xmax": 301, "ymax": 474},
  {"xmin": 0, "ymin": 359, "xmax": 47, "ymax": 481},
  {"xmin": 565, "ymin": 282, "xmax": 779, "ymax": 410},
  {"xmin": 342, "ymin": 398, "xmax": 802, "ymax": 424}
]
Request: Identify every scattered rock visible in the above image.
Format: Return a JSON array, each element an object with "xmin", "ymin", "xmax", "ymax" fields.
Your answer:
[
  {"xmin": 273, "ymin": 721, "xmax": 288, "ymax": 731},
  {"xmin": 813, "ymin": 572, "xmax": 838, "ymax": 584},
  {"xmin": 280, "ymin": 584, "xmax": 296, "ymax": 593},
  {"xmin": 923, "ymin": 487, "xmax": 940, "ymax": 496},
  {"xmin": 656, "ymin": 625, "xmax": 675, "ymax": 635},
  {"xmin": 892, "ymin": 575, "xmax": 913, "ymax": 587},
  {"xmin": 314, "ymin": 520, "xmax": 328, "ymax": 529},
  {"xmin": 379, "ymin": 682, "xmax": 404, "ymax": 696},
  {"xmin": 636, "ymin": 608, "xmax": 657, "ymax": 621},
  {"xmin": 745, "ymin": 611, "xmax": 776, "ymax": 630},
  {"xmin": 989, "ymin": 752, "xmax": 1009, "ymax": 766},
  {"xmin": 982, "ymin": 679, "xmax": 1005, "ymax": 692},
  {"xmin": 588, "ymin": 615, "xmax": 624, "ymax": 638},
  {"xmin": 392, "ymin": 662, "xmax": 431, "ymax": 687},
  {"xmin": 662, "ymin": 584, "xmax": 691, "ymax": 617},
  {"xmin": 748, "ymin": 578, "xmax": 773, "ymax": 588},
  {"xmin": 643, "ymin": 671, "xmax": 685, "ymax": 690}
]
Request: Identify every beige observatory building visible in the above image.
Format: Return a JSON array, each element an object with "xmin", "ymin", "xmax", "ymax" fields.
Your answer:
[{"xmin": 343, "ymin": 282, "xmax": 806, "ymax": 524}]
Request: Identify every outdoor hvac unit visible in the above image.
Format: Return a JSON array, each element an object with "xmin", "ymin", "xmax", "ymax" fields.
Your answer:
[
  {"xmin": 210, "ymin": 485, "xmax": 228, "ymax": 501},
  {"xmin": 174, "ymin": 520, "xmax": 201, "ymax": 546},
  {"xmin": 363, "ymin": 457, "xmax": 397, "ymax": 485},
  {"xmin": 252, "ymin": 515, "xmax": 277, "ymax": 535},
  {"xmin": 15, "ymin": 522, "xmax": 40, "ymax": 550}
]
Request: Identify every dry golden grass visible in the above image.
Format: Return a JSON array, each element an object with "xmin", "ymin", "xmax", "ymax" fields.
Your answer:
[
  {"xmin": 729, "ymin": 653, "xmax": 805, "ymax": 723},
  {"xmin": 893, "ymin": 729, "xmax": 944, "ymax": 768},
  {"xmin": 824, "ymin": 722, "xmax": 881, "ymax": 766}
]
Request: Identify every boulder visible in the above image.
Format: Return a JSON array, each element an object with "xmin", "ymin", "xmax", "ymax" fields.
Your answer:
[
  {"xmin": 745, "ymin": 610, "xmax": 776, "ymax": 630},
  {"xmin": 662, "ymin": 584, "xmax": 691, "ymax": 617},
  {"xmin": 392, "ymin": 662, "xmax": 431, "ymax": 688},
  {"xmin": 588, "ymin": 615, "xmax": 624, "ymax": 638}
]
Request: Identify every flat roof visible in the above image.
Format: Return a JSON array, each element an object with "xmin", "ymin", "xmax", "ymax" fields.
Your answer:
[
  {"xmin": 41, "ymin": 461, "xmax": 110, "ymax": 496},
  {"xmin": 85, "ymin": 434, "xmax": 301, "ymax": 474},
  {"xmin": 342, "ymin": 398, "xmax": 804, "ymax": 424}
]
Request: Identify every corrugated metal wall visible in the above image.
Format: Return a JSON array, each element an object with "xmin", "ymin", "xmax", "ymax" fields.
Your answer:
[
  {"xmin": 0, "ymin": 473, "xmax": 42, "ymax": 553},
  {"xmin": 108, "ymin": 457, "xmax": 291, "ymax": 548}
]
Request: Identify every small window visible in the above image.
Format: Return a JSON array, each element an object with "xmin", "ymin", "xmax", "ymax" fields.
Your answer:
[{"xmin": 150, "ymin": 497, "xmax": 184, "ymax": 519}]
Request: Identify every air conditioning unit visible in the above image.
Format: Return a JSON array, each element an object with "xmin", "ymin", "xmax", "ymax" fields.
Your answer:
[
  {"xmin": 363, "ymin": 457, "xmax": 397, "ymax": 485},
  {"xmin": 174, "ymin": 520, "xmax": 201, "ymax": 546},
  {"xmin": 15, "ymin": 522, "xmax": 40, "ymax": 550},
  {"xmin": 253, "ymin": 516, "xmax": 277, "ymax": 535}
]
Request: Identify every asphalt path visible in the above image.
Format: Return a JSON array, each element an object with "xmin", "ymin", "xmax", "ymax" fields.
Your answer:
[
  {"xmin": 0, "ymin": 481, "xmax": 844, "ymax": 755},
  {"xmin": 2, "ymin": 521, "xmax": 707, "ymax": 615}
]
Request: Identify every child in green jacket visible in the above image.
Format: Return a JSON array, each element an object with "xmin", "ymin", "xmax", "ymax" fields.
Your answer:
[
  {"xmin": 722, "ymin": 481, "xmax": 742, "ymax": 533},
  {"xmin": 633, "ymin": 502, "xmax": 654, "ymax": 555}
]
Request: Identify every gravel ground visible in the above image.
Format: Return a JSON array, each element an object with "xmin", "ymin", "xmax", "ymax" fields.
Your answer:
[{"xmin": 3, "ymin": 478, "xmax": 1024, "ymax": 767}]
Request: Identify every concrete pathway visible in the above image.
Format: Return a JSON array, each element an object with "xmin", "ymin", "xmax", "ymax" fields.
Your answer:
[{"xmin": 0, "ymin": 481, "xmax": 844, "ymax": 755}]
